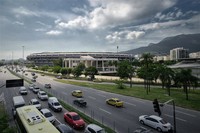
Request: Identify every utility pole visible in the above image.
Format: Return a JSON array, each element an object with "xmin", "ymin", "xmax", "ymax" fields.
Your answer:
[{"xmin": 160, "ymin": 99, "xmax": 176, "ymax": 133}]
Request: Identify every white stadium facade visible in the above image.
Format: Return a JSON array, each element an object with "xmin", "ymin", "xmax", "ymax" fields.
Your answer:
[{"xmin": 27, "ymin": 52, "xmax": 134, "ymax": 74}]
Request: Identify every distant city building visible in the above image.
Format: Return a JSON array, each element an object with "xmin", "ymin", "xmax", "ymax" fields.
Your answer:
[
  {"xmin": 153, "ymin": 55, "xmax": 170, "ymax": 62},
  {"xmin": 170, "ymin": 47, "xmax": 189, "ymax": 61},
  {"xmin": 189, "ymin": 51, "xmax": 200, "ymax": 58},
  {"xmin": 27, "ymin": 52, "xmax": 134, "ymax": 74}
]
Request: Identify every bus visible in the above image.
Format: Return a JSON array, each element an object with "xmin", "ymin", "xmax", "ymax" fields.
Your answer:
[{"xmin": 15, "ymin": 105, "xmax": 60, "ymax": 133}]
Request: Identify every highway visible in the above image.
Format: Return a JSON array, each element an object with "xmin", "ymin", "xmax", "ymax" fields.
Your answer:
[{"xmin": 1, "ymin": 67, "xmax": 200, "ymax": 133}]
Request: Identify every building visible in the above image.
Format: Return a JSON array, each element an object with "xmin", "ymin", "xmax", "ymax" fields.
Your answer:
[
  {"xmin": 170, "ymin": 47, "xmax": 189, "ymax": 61},
  {"xmin": 169, "ymin": 58, "xmax": 200, "ymax": 79},
  {"xmin": 153, "ymin": 55, "xmax": 170, "ymax": 62},
  {"xmin": 27, "ymin": 52, "xmax": 134, "ymax": 74},
  {"xmin": 189, "ymin": 51, "xmax": 200, "ymax": 58}
]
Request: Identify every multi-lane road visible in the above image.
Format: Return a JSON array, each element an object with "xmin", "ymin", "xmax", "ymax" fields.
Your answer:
[{"xmin": 1, "ymin": 67, "xmax": 200, "ymax": 133}]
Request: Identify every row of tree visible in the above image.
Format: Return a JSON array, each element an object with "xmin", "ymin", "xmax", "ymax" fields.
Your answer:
[
  {"xmin": 32, "ymin": 54, "xmax": 198, "ymax": 100},
  {"xmin": 116, "ymin": 53, "xmax": 199, "ymax": 100}
]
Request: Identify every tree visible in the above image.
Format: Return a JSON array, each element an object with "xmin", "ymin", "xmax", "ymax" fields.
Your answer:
[
  {"xmin": 158, "ymin": 66, "xmax": 174, "ymax": 96},
  {"xmin": 117, "ymin": 60, "xmax": 135, "ymax": 88},
  {"xmin": 53, "ymin": 58, "xmax": 62, "ymax": 67},
  {"xmin": 72, "ymin": 63, "xmax": 85, "ymax": 78},
  {"xmin": 139, "ymin": 53, "xmax": 154, "ymax": 94},
  {"xmin": 85, "ymin": 66, "xmax": 98, "ymax": 80},
  {"xmin": 60, "ymin": 68, "xmax": 68, "ymax": 75},
  {"xmin": 40, "ymin": 65, "xmax": 49, "ymax": 71},
  {"xmin": 175, "ymin": 69, "xmax": 198, "ymax": 100},
  {"xmin": 53, "ymin": 66, "xmax": 61, "ymax": 73}
]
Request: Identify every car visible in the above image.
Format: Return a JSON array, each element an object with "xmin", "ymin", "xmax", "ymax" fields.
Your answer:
[
  {"xmin": 31, "ymin": 72, "xmax": 35, "ymax": 76},
  {"xmin": 106, "ymin": 98, "xmax": 123, "ymax": 107},
  {"xmin": 37, "ymin": 91, "xmax": 48, "ymax": 100},
  {"xmin": 71, "ymin": 90, "xmax": 83, "ymax": 98},
  {"xmin": 134, "ymin": 127, "xmax": 154, "ymax": 133},
  {"xmin": 56, "ymin": 75, "xmax": 62, "ymax": 79},
  {"xmin": 85, "ymin": 124, "xmax": 105, "ymax": 133},
  {"xmin": 73, "ymin": 98, "xmax": 87, "ymax": 107},
  {"xmin": 29, "ymin": 84, "xmax": 35, "ymax": 90},
  {"xmin": 31, "ymin": 78, "xmax": 36, "ymax": 82},
  {"xmin": 56, "ymin": 124, "xmax": 74, "ymax": 133},
  {"xmin": 29, "ymin": 98, "xmax": 41, "ymax": 110},
  {"xmin": 40, "ymin": 108, "xmax": 55, "ymax": 123},
  {"xmin": 44, "ymin": 84, "xmax": 51, "ymax": 88},
  {"xmin": 32, "ymin": 86, "xmax": 40, "ymax": 94},
  {"xmin": 64, "ymin": 112, "xmax": 85, "ymax": 129},
  {"xmin": 139, "ymin": 115, "xmax": 172, "ymax": 132},
  {"xmin": 48, "ymin": 97, "xmax": 62, "ymax": 112},
  {"xmin": 19, "ymin": 86, "xmax": 28, "ymax": 95}
]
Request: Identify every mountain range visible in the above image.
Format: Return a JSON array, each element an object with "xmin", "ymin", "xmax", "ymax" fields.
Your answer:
[{"xmin": 123, "ymin": 33, "xmax": 200, "ymax": 55}]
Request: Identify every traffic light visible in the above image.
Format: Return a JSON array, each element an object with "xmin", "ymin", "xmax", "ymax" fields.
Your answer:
[{"xmin": 153, "ymin": 99, "xmax": 161, "ymax": 116}]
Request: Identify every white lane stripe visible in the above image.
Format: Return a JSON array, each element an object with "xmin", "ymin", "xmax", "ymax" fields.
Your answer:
[
  {"xmin": 97, "ymin": 94, "xmax": 106, "ymax": 98},
  {"xmin": 88, "ymin": 96, "xmax": 96, "ymax": 100},
  {"xmin": 164, "ymin": 114, "xmax": 187, "ymax": 122},
  {"xmin": 124, "ymin": 102, "xmax": 136, "ymax": 106},
  {"xmin": 55, "ymin": 118, "xmax": 61, "ymax": 124},
  {"xmin": 176, "ymin": 110, "xmax": 196, "ymax": 117},
  {"xmin": 99, "ymin": 108, "xmax": 111, "ymax": 115}
]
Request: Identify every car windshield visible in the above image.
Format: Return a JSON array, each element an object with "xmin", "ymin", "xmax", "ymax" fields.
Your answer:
[
  {"xmin": 41, "ymin": 92, "xmax": 46, "ymax": 95},
  {"xmin": 54, "ymin": 102, "xmax": 60, "ymax": 106},
  {"xmin": 44, "ymin": 112, "xmax": 53, "ymax": 117},
  {"xmin": 72, "ymin": 115, "xmax": 80, "ymax": 121},
  {"xmin": 97, "ymin": 129, "xmax": 106, "ymax": 133},
  {"xmin": 160, "ymin": 119, "xmax": 167, "ymax": 124},
  {"xmin": 33, "ymin": 101, "xmax": 39, "ymax": 104}
]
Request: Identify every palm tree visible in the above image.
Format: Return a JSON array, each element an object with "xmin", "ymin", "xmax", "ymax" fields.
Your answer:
[
  {"xmin": 140, "ymin": 53, "xmax": 153, "ymax": 94},
  {"xmin": 175, "ymin": 69, "xmax": 198, "ymax": 100}
]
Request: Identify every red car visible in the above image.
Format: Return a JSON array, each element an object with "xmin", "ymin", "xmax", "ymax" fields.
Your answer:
[{"xmin": 64, "ymin": 112, "xmax": 85, "ymax": 129}]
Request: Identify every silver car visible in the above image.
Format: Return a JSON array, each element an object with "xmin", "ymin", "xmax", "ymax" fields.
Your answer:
[
  {"xmin": 40, "ymin": 108, "xmax": 55, "ymax": 123},
  {"xmin": 85, "ymin": 124, "xmax": 105, "ymax": 133},
  {"xmin": 37, "ymin": 91, "xmax": 48, "ymax": 100}
]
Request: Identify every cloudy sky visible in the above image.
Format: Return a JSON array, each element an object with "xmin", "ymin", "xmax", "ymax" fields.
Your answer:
[{"xmin": 0, "ymin": 0, "xmax": 200, "ymax": 59}]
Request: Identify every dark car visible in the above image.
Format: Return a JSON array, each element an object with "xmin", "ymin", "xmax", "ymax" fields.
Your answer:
[
  {"xmin": 56, "ymin": 124, "xmax": 74, "ymax": 133},
  {"xmin": 73, "ymin": 98, "xmax": 87, "ymax": 107}
]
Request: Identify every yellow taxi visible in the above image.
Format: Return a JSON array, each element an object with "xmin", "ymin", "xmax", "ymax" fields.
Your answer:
[
  {"xmin": 72, "ymin": 90, "xmax": 83, "ymax": 97},
  {"xmin": 106, "ymin": 98, "xmax": 123, "ymax": 107}
]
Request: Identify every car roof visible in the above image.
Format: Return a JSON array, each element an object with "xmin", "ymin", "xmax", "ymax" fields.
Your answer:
[
  {"xmin": 87, "ymin": 124, "xmax": 103, "ymax": 131},
  {"xmin": 74, "ymin": 90, "xmax": 81, "ymax": 92},
  {"xmin": 20, "ymin": 86, "xmax": 26, "ymax": 89},
  {"xmin": 31, "ymin": 98, "xmax": 38, "ymax": 102},
  {"xmin": 57, "ymin": 124, "xmax": 72, "ymax": 132},
  {"xmin": 110, "ymin": 98, "xmax": 119, "ymax": 100},
  {"xmin": 39, "ymin": 91, "xmax": 46, "ymax": 93},
  {"xmin": 41, "ymin": 108, "xmax": 50, "ymax": 113},
  {"xmin": 67, "ymin": 112, "xmax": 78, "ymax": 116},
  {"xmin": 149, "ymin": 115, "xmax": 162, "ymax": 120}
]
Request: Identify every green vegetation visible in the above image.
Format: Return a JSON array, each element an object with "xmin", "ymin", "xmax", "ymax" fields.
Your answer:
[
  {"xmin": 0, "ymin": 103, "xmax": 17, "ymax": 133},
  {"xmin": 55, "ymin": 79, "xmax": 200, "ymax": 111}
]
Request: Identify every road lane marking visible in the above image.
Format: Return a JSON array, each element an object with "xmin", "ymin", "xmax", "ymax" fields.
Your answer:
[
  {"xmin": 55, "ymin": 118, "xmax": 61, "ymax": 124},
  {"xmin": 63, "ymin": 92, "xmax": 68, "ymax": 95},
  {"xmin": 99, "ymin": 108, "xmax": 111, "ymax": 115},
  {"xmin": 88, "ymin": 96, "xmax": 96, "ymax": 100},
  {"xmin": 164, "ymin": 114, "xmax": 187, "ymax": 122},
  {"xmin": 124, "ymin": 102, "xmax": 136, "ymax": 106},
  {"xmin": 176, "ymin": 110, "xmax": 196, "ymax": 117},
  {"xmin": 97, "ymin": 94, "xmax": 106, "ymax": 98}
]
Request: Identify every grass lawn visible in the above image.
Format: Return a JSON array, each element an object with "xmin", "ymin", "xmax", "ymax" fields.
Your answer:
[{"xmin": 55, "ymin": 79, "xmax": 200, "ymax": 111}]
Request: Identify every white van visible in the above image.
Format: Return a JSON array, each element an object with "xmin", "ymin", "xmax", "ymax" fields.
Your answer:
[
  {"xmin": 13, "ymin": 96, "xmax": 25, "ymax": 109},
  {"xmin": 12, "ymin": 96, "xmax": 25, "ymax": 116},
  {"xmin": 48, "ymin": 97, "xmax": 62, "ymax": 112}
]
